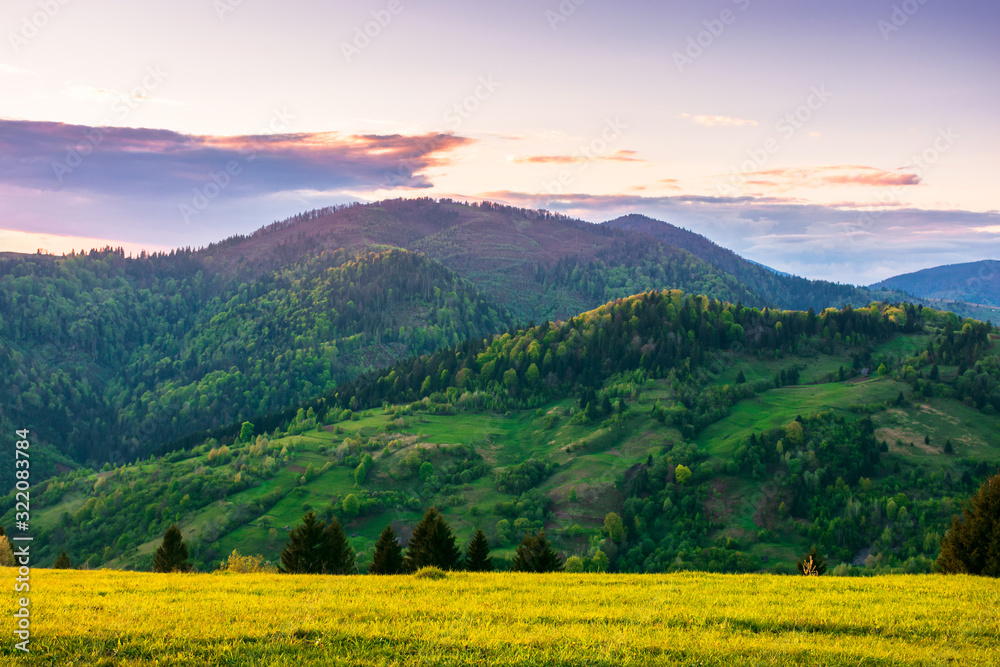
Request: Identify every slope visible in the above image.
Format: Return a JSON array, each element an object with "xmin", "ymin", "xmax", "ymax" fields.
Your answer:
[{"xmin": 12, "ymin": 293, "xmax": 997, "ymax": 576}]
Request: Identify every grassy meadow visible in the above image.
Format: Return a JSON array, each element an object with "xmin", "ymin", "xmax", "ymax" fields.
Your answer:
[{"xmin": 3, "ymin": 568, "xmax": 999, "ymax": 666}]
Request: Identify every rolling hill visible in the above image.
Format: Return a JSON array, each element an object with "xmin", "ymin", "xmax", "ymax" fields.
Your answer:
[{"xmin": 8, "ymin": 292, "xmax": 997, "ymax": 576}]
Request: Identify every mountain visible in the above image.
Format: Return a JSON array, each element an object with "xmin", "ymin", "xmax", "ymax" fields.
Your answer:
[
  {"xmin": 603, "ymin": 214, "xmax": 896, "ymax": 311},
  {"xmin": 9, "ymin": 292, "xmax": 997, "ymax": 574},
  {"xmin": 871, "ymin": 260, "xmax": 1000, "ymax": 308},
  {"xmin": 1, "ymin": 198, "xmax": 994, "ymax": 484}
]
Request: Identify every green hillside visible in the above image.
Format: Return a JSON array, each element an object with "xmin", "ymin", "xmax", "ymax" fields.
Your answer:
[
  {"xmin": 0, "ymin": 246, "xmax": 512, "ymax": 480},
  {"xmin": 9, "ymin": 293, "xmax": 997, "ymax": 575}
]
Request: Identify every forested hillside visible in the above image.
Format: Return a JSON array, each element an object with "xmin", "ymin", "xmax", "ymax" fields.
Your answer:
[
  {"xmin": 2, "ymin": 198, "xmax": 995, "ymax": 489},
  {"xmin": 0, "ymin": 246, "xmax": 512, "ymax": 479},
  {"xmin": 9, "ymin": 292, "xmax": 996, "ymax": 575}
]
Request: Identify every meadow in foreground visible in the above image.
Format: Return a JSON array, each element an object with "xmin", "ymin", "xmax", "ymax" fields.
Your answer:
[{"xmin": 3, "ymin": 569, "xmax": 998, "ymax": 666}]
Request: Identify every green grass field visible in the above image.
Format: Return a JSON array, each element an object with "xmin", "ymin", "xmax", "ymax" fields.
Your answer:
[{"xmin": 4, "ymin": 569, "xmax": 998, "ymax": 666}]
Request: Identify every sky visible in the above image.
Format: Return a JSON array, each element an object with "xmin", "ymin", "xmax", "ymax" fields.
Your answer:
[{"xmin": 0, "ymin": 0, "xmax": 998, "ymax": 283}]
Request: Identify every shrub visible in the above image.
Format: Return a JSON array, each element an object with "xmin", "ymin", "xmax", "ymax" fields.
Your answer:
[
  {"xmin": 413, "ymin": 566, "xmax": 447, "ymax": 580},
  {"xmin": 216, "ymin": 550, "xmax": 276, "ymax": 574}
]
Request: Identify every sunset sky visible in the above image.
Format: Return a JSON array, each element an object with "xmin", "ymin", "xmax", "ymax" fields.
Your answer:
[{"xmin": 1, "ymin": 0, "xmax": 997, "ymax": 283}]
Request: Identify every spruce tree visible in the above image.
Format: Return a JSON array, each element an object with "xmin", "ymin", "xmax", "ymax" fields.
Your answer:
[
  {"xmin": 465, "ymin": 528, "xmax": 493, "ymax": 572},
  {"xmin": 404, "ymin": 507, "xmax": 461, "ymax": 572},
  {"xmin": 280, "ymin": 511, "xmax": 327, "ymax": 574},
  {"xmin": 511, "ymin": 530, "xmax": 563, "ymax": 573},
  {"xmin": 369, "ymin": 525, "xmax": 405, "ymax": 575},
  {"xmin": 322, "ymin": 517, "xmax": 356, "ymax": 575},
  {"xmin": 153, "ymin": 525, "xmax": 190, "ymax": 573},
  {"xmin": 937, "ymin": 473, "xmax": 1000, "ymax": 576},
  {"xmin": 53, "ymin": 551, "xmax": 72, "ymax": 569}
]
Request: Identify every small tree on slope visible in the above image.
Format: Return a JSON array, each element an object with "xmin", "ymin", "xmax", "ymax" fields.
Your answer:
[
  {"xmin": 369, "ymin": 525, "xmax": 405, "ymax": 575},
  {"xmin": 511, "ymin": 530, "xmax": 563, "ymax": 573},
  {"xmin": 404, "ymin": 508, "xmax": 461, "ymax": 572},
  {"xmin": 153, "ymin": 525, "xmax": 190, "ymax": 573},
  {"xmin": 465, "ymin": 529, "xmax": 493, "ymax": 572}
]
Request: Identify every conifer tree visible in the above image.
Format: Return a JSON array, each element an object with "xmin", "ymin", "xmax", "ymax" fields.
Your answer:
[
  {"xmin": 511, "ymin": 530, "xmax": 563, "ymax": 573},
  {"xmin": 53, "ymin": 551, "xmax": 72, "ymax": 569},
  {"xmin": 937, "ymin": 473, "xmax": 1000, "ymax": 576},
  {"xmin": 153, "ymin": 525, "xmax": 190, "ymax": 573},
  {"xmin": 465, "ymin": 528, "xmax": 493, "ymax": 572},
  {"xmin": 369, "ymin": 525, "xmax": 405, "ymax": 575},
  {"xmin": 280, "ymin": 511, "xmax": 327, "ymax": 574},
  {"xmin": 322, "ymin": 517, "xmax": 356, "ymax": 575},
  {"xmin": 404, "ymin": 507, "xmax": 461, "ymax": 572}
]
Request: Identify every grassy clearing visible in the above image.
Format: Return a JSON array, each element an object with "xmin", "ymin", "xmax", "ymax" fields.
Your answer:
[
  {"xmin": 5, "ymin": 569, "xmax": 998, "ymax": 666},
  {"xmin": 697, "ymin": 378, "xmax": 904, "ymax": 458}
]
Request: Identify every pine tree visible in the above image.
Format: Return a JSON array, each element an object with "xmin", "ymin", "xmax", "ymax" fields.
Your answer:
[
  {"xmin": 53, "ymin": 551, "xmax": 72, "ymax": 569},
  {"xmin": 404, "ymin": 507, "xmax": 461, "ymax": 572},
  {"xmin": 796, "ymin": 547, "xmax": 827, "ymax": 576},
  {"xmin": 369, "ymin": 525, "xmax": 405, "ymax": 575},
  {"xmin": 280, "ymin": 511, "xmax": 327, "ymax": 574},
  {"xmin": 937, "ymin": 473, "xmax": 1000, "ymax": 576},
  {"xmin": 153, "ymin": 525, "xmax": 190, "ymax": 573},
  {"xmin": 322, "ymin": 517, "xmax": 356, "ymax": 575},
  {"xmin": 511, "ymin": 530, "xmax": 563, "ymax": 573},
  {"xmin": 465, "ymin": 528, "xmax": 493, "ymax": 572}
]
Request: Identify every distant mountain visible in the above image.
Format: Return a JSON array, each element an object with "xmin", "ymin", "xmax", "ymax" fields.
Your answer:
[
  {"xmin": 602, "ymin": 214, "xmax": 892, "ymax": 311},
  {"xmin": 871, "ymin": 260, "xmax": 1000, "ymax": 307}
]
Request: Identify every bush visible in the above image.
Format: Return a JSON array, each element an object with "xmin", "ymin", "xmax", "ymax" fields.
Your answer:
[
  {"xmin": 413, "ymin": 565, "xmax": 447, "ymax": 580},
  {"xmin": 216, "ymin": 550, "xmax": 276, "ymax": 574}
]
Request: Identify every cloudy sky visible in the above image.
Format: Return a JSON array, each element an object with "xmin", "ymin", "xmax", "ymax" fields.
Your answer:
[{"xmin": 1, "ymin": 0, "xmax": 997, "ymax": 283}]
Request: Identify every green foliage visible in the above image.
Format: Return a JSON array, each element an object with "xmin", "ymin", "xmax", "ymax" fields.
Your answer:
[
  {"xmin": 511, "ymin": 531, "xmax": 563, "ymax": 573},
  {"xmin": 404, "ymin": 508, "xmax": 461, "ymax": 572},
  {"xmin": 153, "ymin": 525, "xmax": 190, "ymax": 573},
  {"xmin": 493, "ymin": 458, "xmax": 556, "ymax": 495},
  {"xmin": 674, "ymin": 464, "xmax": 692, "ymax": 485},
  {"xmin": 464, "ymin": 529, "xmax": 493, "ymax": 572},
  {"xmin": 937, "ymin": 474, "xmax": 1000, "ymax": 576},
  {"xmin": 603, "ymin": 512, "xmax": 626, "ymax": 542},
  {"xmin": 369, "ymin": 526, "xmax": 405, "ymax": 575},
  {"xmin": 412, "ymin": 565, "xmax": 447, "ymax": 580},
  {"xmin": 239, "ymin": 422, "xmax": 255, "ymax": 444},
  {"xmin": 53, "ymin": 551, "xmax": 73, "ymax": 569},
  {"xmin": 342, "ymin": 494, "xmax": 360, "ymax": 518}
]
